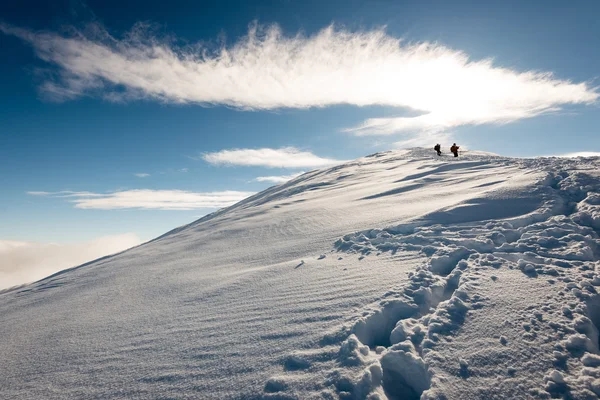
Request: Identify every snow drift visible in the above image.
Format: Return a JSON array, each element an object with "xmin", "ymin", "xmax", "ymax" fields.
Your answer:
[{"xmin": 1, "ymin": 148, "xmax": 599, "ymax": 399}]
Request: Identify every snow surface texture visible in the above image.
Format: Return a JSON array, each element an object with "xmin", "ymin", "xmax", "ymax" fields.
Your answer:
[{"xmin": 1, "ymin": 149, "xmax": 599, "ymax": 399}]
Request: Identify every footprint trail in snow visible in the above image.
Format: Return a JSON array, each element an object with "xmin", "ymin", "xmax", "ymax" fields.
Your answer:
[
  {"xmin": 260, "ymin": 155, "xmax": 600, "ymax": 399},
  {"xmin": 2, "ymin": 149, "xmax": 600, "ymax": 400}
]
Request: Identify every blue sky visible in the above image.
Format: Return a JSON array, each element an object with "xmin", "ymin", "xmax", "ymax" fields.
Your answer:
[{"xmin": 1, "ymin": 0, "xmax": 599, "ymax": 247}]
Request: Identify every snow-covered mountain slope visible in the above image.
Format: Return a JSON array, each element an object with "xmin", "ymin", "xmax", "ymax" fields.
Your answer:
[{"xmin": 1, "ymin": 149, "xmax": 600, "ymax": 399}]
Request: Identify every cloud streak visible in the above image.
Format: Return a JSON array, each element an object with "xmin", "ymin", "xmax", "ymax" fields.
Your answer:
[
  {"xmin": 28, "ymin": 189, "xmax": 254, "ymax": 210},
  {"xmin": 557, "ymin": 152, "xmax": 600, "ymax": 158},
  {"xmin": 393, "ymin": 132, "xmax": 455, "ymax": 149},
  {"xmin": 1, "ymin": 22, "xmax": 597, "ymax": 134},
  {"xmin": 203, "ymin": 147, "xmax": 342, "ymax": 168},
  {"xmin": 0, "ymin": 234, "xmax": 141, "ymax": 289},
  {"xmin": 254, "ymin": 172, "xmax": 305, "ymax": 183}
]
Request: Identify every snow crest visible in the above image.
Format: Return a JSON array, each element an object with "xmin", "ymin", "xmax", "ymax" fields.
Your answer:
[
  {"xmin": 2, "ymin": 149, "xmax": 600, "ymax": 399},
  {"xmin": 259, "ymin": 153, "xmax": 600, "ymax": 399}
]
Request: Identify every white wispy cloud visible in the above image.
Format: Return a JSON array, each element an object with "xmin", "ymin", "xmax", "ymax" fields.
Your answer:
[
  {"xmin": 27, "ymin": 190, "xmax": 104, "ymax": 197},
  {"xmin": 0, "ymin": 234, "xmax": 141, "ymax": 289},
  {"xmin": 28, "ymin": 189, "xmax": 254, "ymax": 210},
  {"xmin": 1, "ymin": 22, "xmax": 596, "ymax": 134},
  {"xmin": 253, "ymin": 172, "xmax": 305, "ymax": 183},
  {"xmin": 203, "ymin": 147, "xmax": 342, "ymax": 168},
  {"xmin": 134, "ymin": 173, "xmax": 150, "ymax": 178},
  {"xmin": 393, "ymin": 132, "xmax": 455, "ymax": 149},
  {"xmin": 557, "ymin": 152, "xmax": 600, "ymax": 158}
]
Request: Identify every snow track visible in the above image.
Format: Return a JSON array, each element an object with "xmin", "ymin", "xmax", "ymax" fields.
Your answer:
[
  {"xmin": 254, "ymin": 153, "xmax": 600, "ymax": 399},
  {"xmin": 1, "ymin": 149, "xmax": 600, "ymax": 399}
]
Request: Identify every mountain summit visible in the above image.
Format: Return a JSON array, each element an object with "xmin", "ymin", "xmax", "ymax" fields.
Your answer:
[{"xmin": 2, "ymin": 149, "xmax": 600, "ymax": 399}]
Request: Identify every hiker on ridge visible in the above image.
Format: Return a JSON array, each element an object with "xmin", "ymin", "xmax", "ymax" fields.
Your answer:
[
  {"xmin": 434, "ymin": 144, "xmax": 442, "ymax": 156},
  {"xmin": 450, "ymin": 143, "xmax": 460, "ymax": 157}
]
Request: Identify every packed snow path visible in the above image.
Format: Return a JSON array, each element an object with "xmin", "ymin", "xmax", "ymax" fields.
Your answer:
[
  {"xmin": 258, "ymin": 152, "xmax": 600, "ymax": 399},
  {"xmin": 1, "ymin": 149, "xmax": 599, "ymax": 399}
]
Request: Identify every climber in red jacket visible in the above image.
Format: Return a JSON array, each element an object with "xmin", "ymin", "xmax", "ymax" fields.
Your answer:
[{"xmin": 450, "ymin": 143, "xmax": 460, "ymax": 157}]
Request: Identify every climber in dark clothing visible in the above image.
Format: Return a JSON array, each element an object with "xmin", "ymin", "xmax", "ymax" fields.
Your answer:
[
  {"xmin": 450, "ymin": 143, "xmax": 460, "ymax": 157},
  {"xmin": 434, "ymin": 144, "xmax": 442, "ymax": 156}
]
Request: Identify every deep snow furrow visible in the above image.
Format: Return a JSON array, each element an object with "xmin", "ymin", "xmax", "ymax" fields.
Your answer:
[
  {"xmin": 255, "ymin": 160, "xmax": 600, "ymax": 399},
  {"xmin": 4, "ymin": 149, "xmax": 600, "ymax": 400}
]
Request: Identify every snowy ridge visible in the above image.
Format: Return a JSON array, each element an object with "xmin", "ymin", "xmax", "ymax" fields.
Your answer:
[
  {"xmin": 256, "ymin": 153, "xmax": 600, "ymax": 399},
  {"xmin": 1, "ymin": 149, "xmax": 600, "ymax": 399}
]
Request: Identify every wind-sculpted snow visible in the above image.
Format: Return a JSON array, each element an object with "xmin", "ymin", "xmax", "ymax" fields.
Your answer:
[
  {"xmin": 1, "ymin": 149, "xmax": 600, "ymax": 399},
  {"xmin": 254, "ymin": 152, "xmax": 600, "ymax": 399}
]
